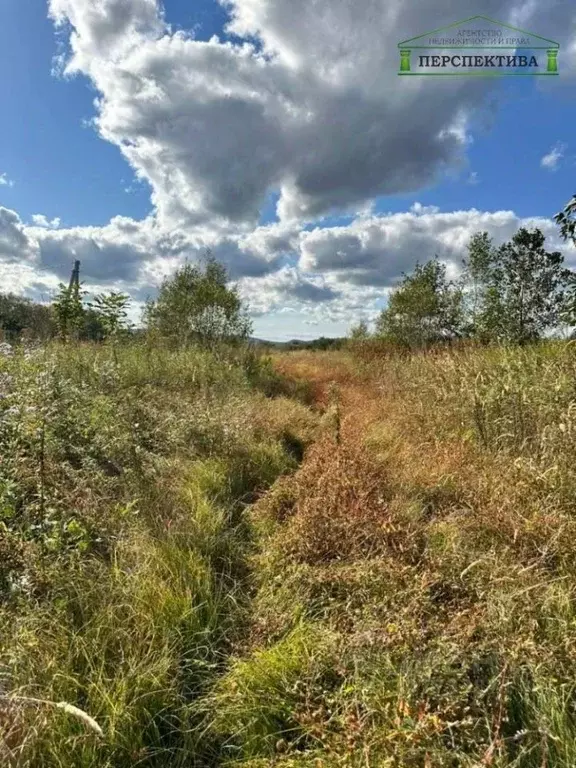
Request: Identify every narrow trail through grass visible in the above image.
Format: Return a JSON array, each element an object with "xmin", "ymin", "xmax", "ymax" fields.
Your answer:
[
  {"xmin": 0, "ymin": 345, "xmax": 318, "ymax": 766},
  {"xmin": 212, "ymin": 346, "xmax": 576, "ymax": 767}
]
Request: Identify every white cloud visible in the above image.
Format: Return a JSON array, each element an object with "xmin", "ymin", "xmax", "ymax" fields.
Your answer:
[
  {"xmin": 237, "ymin": 266, "xmax": 341, "ymax": 316},
  {"xmin": 299, "ymin": 206, "xmax": 574, "ymax": 286},
  {"xmin": 0, "ymin": 207, "xmax": 39, "ymax": 264},
  {"xmin": 32, "ymin": 214, "xmax": 62, "ymax": 229},
  {"xmin": 410, "ymin": 202, "xmax": 440, "ymax": 215},
  {"xmin": 541, "ymin": 142, "xmax": 566, "ymax": 171},
  {"xmin": 45, "ymin": 0, "xmax": 576, "ymax": 232},
  {"xmin": 0, "ymin": 173, "xmax": 14, "ymax": 188}
]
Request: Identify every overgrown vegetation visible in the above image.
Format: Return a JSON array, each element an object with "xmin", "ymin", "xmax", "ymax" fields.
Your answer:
[
  {"xmin": 364, "ymin": 226, "xmax": 576, "ymax": 350},
  {"xmin": 0, "ymin": 341, "xmax": 317, "ymax": 765},
  {"xmin": 220, "ymin": 342, "xmax": 576, "ymax": 766},
  {"xmin": 144, "ymin": 255, "xmax": 252, "ymax": 349},
  {"xmin": 0, "ymin": 257, "xmax": 320, "ymax": 764},
  {"xmin": 3, "ymin": 212, "xmax": 576, "ymax": 766},
  {"xmin": 0, "ymin": 295, "xmax": 54, "ymax": 343}
]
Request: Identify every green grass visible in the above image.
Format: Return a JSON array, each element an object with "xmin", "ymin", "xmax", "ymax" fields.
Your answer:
[
  {"xmin": 5, "ymin": 339, "xmax": 576, "ymax": 766},
  {"xmin": 0, "ymin": 341, "xmax": 317, "ymax": 765}
]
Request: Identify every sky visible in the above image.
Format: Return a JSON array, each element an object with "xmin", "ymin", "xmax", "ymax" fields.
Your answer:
[{"xmin": 0, "ymin": 0, "xmax": 575, "ymax": 340}]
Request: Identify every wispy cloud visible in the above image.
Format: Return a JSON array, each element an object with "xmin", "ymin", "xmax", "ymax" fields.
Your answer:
[
  {"xmin": 0, "ymin": 173, "xmax": 14, "ymax": 188},
  {"xmin": 541, "ymin": 142, "xmax": 567, "ymax": 172},
  {"xmin": 467, "ymin": 171, "xmax": 480, "ymax": 185}
]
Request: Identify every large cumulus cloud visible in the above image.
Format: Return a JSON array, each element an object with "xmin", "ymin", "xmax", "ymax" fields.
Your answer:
[
  {"xmin": 47, "ymin": 0, "xmax": 576, "ymax": 229},
  {"xmin": 0, "ymin": 0, "xmax": 574, "ymax": 334}
]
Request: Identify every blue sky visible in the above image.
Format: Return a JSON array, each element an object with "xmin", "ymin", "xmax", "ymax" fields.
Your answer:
[
  {"xmin": 0, "ymin": 0, "xmax": 575, "ymax": 340},
  {"xmin": 0, "ymin": 0, "xmax": 237, "ymax": 227},
  {"xmin": 0, "ymin": 1, "xmax": 138, "ymax": 226}
]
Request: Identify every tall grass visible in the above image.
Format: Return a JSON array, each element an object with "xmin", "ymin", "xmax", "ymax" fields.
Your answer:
[
  {"xmin": 0, "ymin": 341, "xmax": 317, "ymax": 765},
  {"xmin": 5, "ymin": 339, "xmax": 576, "ymax": 765},
  {"xmin": 210, "ymin": 343, "xmax": 576, "ymax": 767},
  {"xmin": 370, "ymin": 341, "xmax": 576, "ymax": 506}
]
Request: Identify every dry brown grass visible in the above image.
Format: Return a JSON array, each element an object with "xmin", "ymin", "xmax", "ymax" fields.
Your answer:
[
  {"xmin": 217, "ymin": 346, "xmax": 576, "ymax": 766},
  {"xmin": 269, "ymin": 440, "xmax": 396, "ymax": 564}
]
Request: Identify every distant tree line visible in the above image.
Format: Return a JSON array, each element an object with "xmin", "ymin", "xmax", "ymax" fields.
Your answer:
[
  {"xmin": 283, "ymin": 337, "xmax": 344, "ymax": 351},
  {"xmin": 0, "ymin": 253, "xmax": 252, "ymax": 349},
  {"xmin": 0, "ymin": 294, "xmax": 54, "ymax": 341},
  {"xmin": 4, "ymin": 197, "xmax": 576, "ymax": 351},
  {"xmin": 351, "ymin": 220, "xmax": 576, "ymax": 350},
  {"xmin": 0, "ymin": 291, "xmax": 134, "ymax": 344}
]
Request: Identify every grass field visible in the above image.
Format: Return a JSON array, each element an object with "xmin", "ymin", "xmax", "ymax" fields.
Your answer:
[
  {"xmin": 2, "ymin": 340, "xmax": 576, "ymax": 766},
  {"xmin": 0, "ymin": 342, "xmax": 316, "ymax": 766}
]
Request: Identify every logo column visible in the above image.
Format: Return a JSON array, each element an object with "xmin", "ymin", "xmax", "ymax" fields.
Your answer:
[
  {"xmin": 399, "ymin": 49, "xmax": 411, "ymax": 72},
  {"xmin": 546, "ymin": 49, "xmax": 558, "ymax": 73}
]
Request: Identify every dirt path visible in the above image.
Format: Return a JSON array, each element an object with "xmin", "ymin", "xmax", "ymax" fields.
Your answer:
[
  {"xmin": 275, "ymin": 352, "xmax": 383, "ymax": 444},
  {"xmin": 227, "ymin": 350, "xmax": 576, "ymax": 766}
]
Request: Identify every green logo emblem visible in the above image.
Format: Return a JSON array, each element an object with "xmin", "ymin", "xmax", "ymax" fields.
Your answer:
[{"xmin": 398, "ymin": 16, "xmax": 559, "ymax": 76}]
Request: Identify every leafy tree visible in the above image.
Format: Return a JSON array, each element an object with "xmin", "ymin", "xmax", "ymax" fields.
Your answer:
[
  {"xmin": 89, "ymin": 292, "xmax": 132, "ymax": 341},
  {"xmin": 555, "ymin": 194, "xmax": 576, "ymax": 244},
  {"xmin": 0, "ymin": 294, "xmax": 54, "ymax": 341},
  {"xmin": 463, "ymin": 228, "xmax": 570, "ymax": 345},
  {"xmin": 463, "ymin": 232, "xmax": 494, "ymax": 338},
  {"xmin": 52, "ymin": 282, "xmax": 86, "ymax": 342},
  {"xmin": 554, "ymin": 196, "xmax": 576, "ymax": 329},
  {"xmin": 349, "ymin": 320, "xmax": 370, "ymax": 342},
  {"xmin": 145, "ymin": 254, "xmax": 252, "ymax": 348},
  {"xmin": 375, "ymin": 258, "xmax": 463, "ymax": 349},
  {"xmin": 79, "ymin": 309, "xmax": 106, "ymax": 342}
]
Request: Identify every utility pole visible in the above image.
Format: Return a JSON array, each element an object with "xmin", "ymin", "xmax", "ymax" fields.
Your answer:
[
  {"xmin": 68, "ymin": 260, "xmax": 81, "ymax": 293},
  {"xmin": 60, "ymin": 260, "xmax": 81, "ymax": 342}
]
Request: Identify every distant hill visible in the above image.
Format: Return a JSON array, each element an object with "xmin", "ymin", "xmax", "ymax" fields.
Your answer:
[{"xmin": 251, "ymin": 336, "xmax": 346, "ymax": 351}]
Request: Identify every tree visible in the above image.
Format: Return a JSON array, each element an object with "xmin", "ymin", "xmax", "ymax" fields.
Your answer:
[
  {"xmin": 52, "ymin": 282, "xmax": 86, "ymax": 342},
  {"xmin": 89, "ymin": 292, "xmax": 132, "ymax": 341},
  {"xmin": 554, "ymin": 196, "xmax": 576, "ymax": 330},
  {"xmin": 462, "ymin": 232, "xmax": 494, "ymax": 338},
  {"xmin": 348, "ymin": 320, "xmax": 371, "ymax": 352},
  {"xmin": 463, "ymin": 228, "xmax": 570, "ymax": 345},
  {"xmin": 145, "ymin": 254, "xmax": 252, "ymax": 348},
  {"xmin": 308, "ymin": 336, "xmax": 344, "ymax": 351},
  {"xmin": 79, "ymin": 309, "xmax": 106, "ymax": 342},
  {"xmin": 0, "ymin": 294, "xmax": 54, "ymax": 341},
  {"xmin": 375, "ymin": 258, "xmax": 463, "ymax": 349},
  {"xmin": 349, "ymin": 320, "xmax": 370, "ymax": 342},
  {"xmin": 555, "ymin": 194, "xmax": 576, "ymax": 244}
]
